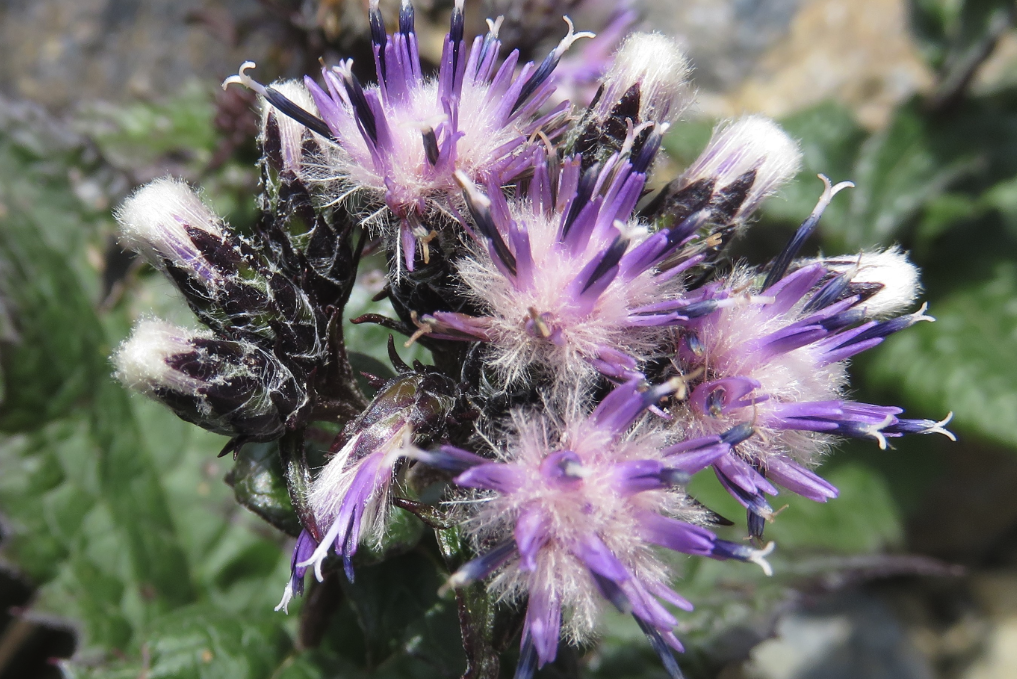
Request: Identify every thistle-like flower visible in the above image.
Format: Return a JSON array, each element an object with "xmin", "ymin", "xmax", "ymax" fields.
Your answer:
[
  {"xmin": 423, "ymin": 137, "xmax": 693, "ymax": 388},
  {"xmin": 417, "ymin": 380, "xmax": 775, "ymax": 677},
  {"xmin": 224, "ymin": 0, "xmax": 592, "ymax": 272},
  {"xmin": 112, "ymin": 7, "xmax": 958, "ymax": 678},
  {"xmin": 285, "ymin": 371, "xmax": 459, "ymax": 600},
  {"xmin": 114, "ymin": 319, "xmax": 303, "ymax": 439},
  {"xmin": 668, "ymin": 180, "xmax": 950, "ymax": 534}
]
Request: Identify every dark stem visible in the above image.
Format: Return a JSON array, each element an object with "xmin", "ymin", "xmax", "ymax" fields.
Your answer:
[
  {"xmin": 298, "ymin": 571, "xmax": 345, "ymax": 649},
  {"xmin": 435, "ymin": 528, "xmax": 501, "ymax": 679},
  {"xmin": 925, "ymin": 5, "xmax": 1016, "ymax": 114}
]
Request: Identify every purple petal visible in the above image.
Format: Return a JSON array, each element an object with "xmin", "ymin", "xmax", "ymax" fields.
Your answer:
[
  {"xmin": 764, "ymin": 455, "xmax": 839, "ymax": 502},
  {"xmin": 637, "ymin": 512, "xmax": 716, "ymax": 556}
]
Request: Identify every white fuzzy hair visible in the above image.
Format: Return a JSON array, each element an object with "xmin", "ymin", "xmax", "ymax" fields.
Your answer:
[
  {"xmin": 600, "ymin": 32, "xmax": 693, "ymax": 125},
  {"xmin": 114, "ymin": 318, "xmax": 207, "ymax": 397},
  {"xmin": 115, "ymin": 177, "xmax": 227, "ymax": 282},
  {"xmin": 809, "ymin": 246, "xmax": 922, "ymax": 319},
  {"xmin": 680, "ymin": 116, "xmax": 802, "ymax": 217},
  {"xmin": 260, "ymin": 79, "xmax": 322, "ymax": 170},
  {"xmin": 674, "ymin": 268, "xmax": 847, "ymax": 468}
]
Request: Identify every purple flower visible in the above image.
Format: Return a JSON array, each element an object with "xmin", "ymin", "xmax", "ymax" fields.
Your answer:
[
  {"xmin": 667, "ymin": 179, "xmax": 950, "ymax": 532},
  {"xmin": 415, "ymin": 380, "xmax": 775, "ymax": 677},
  {"xmin": 275, "ymin": 529, "xmax": 318, "ymax": 614},
  {"xmin": 224, "ymin": 0, "xmax": 592, "ymax": 273},
  {"xmin": 418, "ymin": 129, "xmax": 708, "ymax": 389},
  {"xmin": 287, "ymin": 372, "xmax": 458, "ymax": 593}
]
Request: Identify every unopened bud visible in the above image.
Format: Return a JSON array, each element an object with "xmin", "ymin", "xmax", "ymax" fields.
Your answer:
[
  {"xmin": 598, "ymin": 33, "xmax": 692, "ymax": 127},
  {"xmin": 815, "ymin": 246, "xmax": 921, "ymax": 318},
  {"xmin": 116, "ymin": 178, "xmax": 237, "ymax": 289},
  {"xmin": 680, "ymin": 116, "xmax": 802, "ymax": 220},
  {"xmin": 114, "ymin": 319, "xmax": 303, "ymax": 439},
  {"xmin": 574, "ymin": 33, "xmax": 691, "ymax": 169}
]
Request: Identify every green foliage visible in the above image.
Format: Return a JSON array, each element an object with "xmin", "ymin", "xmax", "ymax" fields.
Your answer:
[
  {"xmin": 688, "ymin": 462, "xmax": 904, "ymax": 554},
  {"xmin": 869, "ymin": 261, "xmax": 1017, "ymax": 448},
  {"xmin": 226, "ymin": 442, "xmax": 303, "ymax": 538},
  {"xmin": 909, "ymin": 0, "xmax": 1014, "ymax": 77}
]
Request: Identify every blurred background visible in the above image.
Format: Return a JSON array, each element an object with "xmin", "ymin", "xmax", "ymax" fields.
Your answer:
[{"xmin": 1, "ymin": 0, "xmax": 1016, "ymax": 677}]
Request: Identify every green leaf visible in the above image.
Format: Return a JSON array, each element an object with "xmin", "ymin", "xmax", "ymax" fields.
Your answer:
[
  {"xmin": 340, "ymin": 550, "xmax": 461, "ymax": 672},
  {"xmin": 687, "ymin": 461, "xmax": 903, "ymax": 553},
  {"xmin": 225, "ymin": 442, "xmax": 302, "ymax": 538},
  {"xmin": 80, "ymin": 83, "xmax": 218, "ymax": 173},
  {"xmin": 909, "ymin": 0, "xmax": 1014, "ymax": 79},
  {"xmin": 982, "ymin": 174, "xmax": 1017, "ymax": 236},
  {"xmin": 834, "ymin": 100, "xmax": 978, "ymax": 249},
  {"xmin": 662, "ymin": 118, "xmax": 716, "ymax": 168},
  {"xmin": 90, "ymin": 377, "xmax": 196, "ymax": 607},
  {"xmin": 868, "ymin": 260, "xmax": 1017, "ymax": 449},
  {"xmin": 763, "ymin": 101, "xmax": 869, "ymax": 229},
  {"xmin": 0, "ymin": 189, "xmax": 106, "ymax": 432},
  {"xmin": 70, "ymin": 605, "xmax": 293, "ymax": 679}
]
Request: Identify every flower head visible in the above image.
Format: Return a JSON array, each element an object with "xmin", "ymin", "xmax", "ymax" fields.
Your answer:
[
  {"xmin": 225, "ymin": 0, "xmax": 592, "ymax": 272},
  {"xmin": 417, "ymin": 380, "xmax": 775, "ymax": 676},
  {"xmin": 421, "ymin": 131, "xmax": 710, "ymax": 389},
  {"xmin": 667, "ymin": 181, "xmax": 947, "ymax": 533},
  {"xmin": 289, "ymin": 371, "xmax": 459, "ymax": 594}
]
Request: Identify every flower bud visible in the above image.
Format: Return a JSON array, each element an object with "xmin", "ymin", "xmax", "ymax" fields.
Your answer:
[
  {"xmin": 679, "ymin": 116, "xmax": 802, "ymax": 221},
  {"xmin": 116, "ymin": 178, "xmax": 239, "ymax": 290},
  {"xmin": 597, "ymin": 32, "xmax": 692, "ymax": 127},
  {"xmin": 813, "ymin": 246, "xmax": 921, "ymax": 318},
  {"xmin": 260, "ymin": 80, "xmax": 321, "ymax": 173},
  {"xmin": 114, "ymin": 319, "xmax": 304, "ymax": 439},
  {"xmin": 573, "ymin": 33, "xmax": 691, "ymax": 169}
]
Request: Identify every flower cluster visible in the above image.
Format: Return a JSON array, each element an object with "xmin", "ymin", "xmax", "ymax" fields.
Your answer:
[{"xmin": 113, "ymin": 2, "xmax": 953, "ymax": 677}]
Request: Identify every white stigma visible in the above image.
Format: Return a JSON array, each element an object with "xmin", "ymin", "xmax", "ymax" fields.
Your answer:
[
  {"xmin": 747, "ymin": 541, "xmax": 776, "ymax": 576},
  {"xmin": 867, "ymin": 414, "xmax": 897, "ymax": 450},
  {"xmin": 927, "ymin": 412, "xmax": 958, "ymax": 441},
  {"xmin": 486, "ymin": 16, "xmax": 504, "ymax": 37},
  {"xmin": 911, "ymin": 301, "xmax": 935, "ymax": 324},
  {"xmin": 274, "ymin": 582, "xmax": 295, "ymax": 614},
  {"xmin": 222, "ymin": 61, "xmax": 268, "ymax": 96},
  {"xmin": 553, "ymin": 16, "xmax": 596, "ymax": 58}
]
